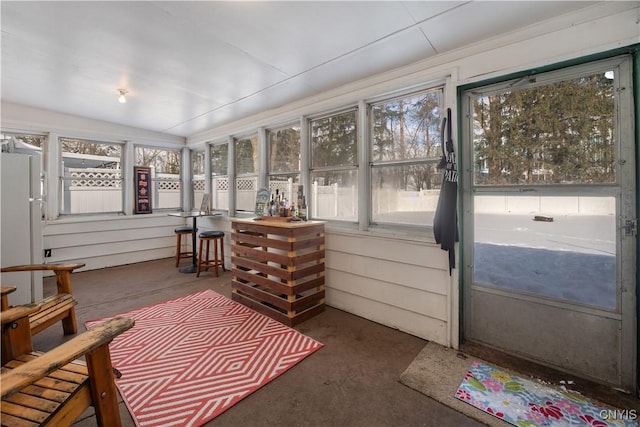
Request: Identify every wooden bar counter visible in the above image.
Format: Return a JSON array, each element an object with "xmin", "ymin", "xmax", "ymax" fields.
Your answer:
[{"xmin": 231, "ymin": 218, "xmax": 325, "ymax": 326}]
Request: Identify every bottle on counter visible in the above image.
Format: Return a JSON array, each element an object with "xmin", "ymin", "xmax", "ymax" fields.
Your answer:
[
  {"xmin": 268, "ymin": 193, "xmax": 275, "ymax": 216},
  {"xmin": 299, "ymin": 196, "xmax": 307, "ymax": 221}
]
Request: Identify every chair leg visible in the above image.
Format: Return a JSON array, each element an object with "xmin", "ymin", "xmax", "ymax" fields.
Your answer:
[
  {"xmin": 220, "ymin": 237, "xmax": 226, "ymax": 272},
  {"xmin": 175, "ymin": 233, "xmax": 181, "ymax": 267},
  {"xmin": 205, "ymin": 239, "xmax": 211, "ymax": 268},
  {"xmin": 61, "ymin": 307, "xmax": 78, "ymax": 335},
  {"xmin": 214, "ymin": 238, "xmax": 219, "ymax": 277},
  {"xmin": 86, "ymin": 344, "xmax": 122, "ymax": 427},
  {"xmin": 196, "ymin": 238, "xmax": 205, "ymax": 277}
]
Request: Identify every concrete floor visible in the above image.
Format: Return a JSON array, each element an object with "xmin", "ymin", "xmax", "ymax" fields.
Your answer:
[{"xmin": 34, "ymin": 258, "xmax": 486, "ymax": 427}]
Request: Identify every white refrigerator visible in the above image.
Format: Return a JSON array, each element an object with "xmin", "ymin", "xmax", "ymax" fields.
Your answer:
[{"xmin": 1, "ymin": 152, "xmax": 44, "ymax": 305}]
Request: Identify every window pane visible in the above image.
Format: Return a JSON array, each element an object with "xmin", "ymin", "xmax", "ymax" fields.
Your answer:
[
  {"xmin": 268, "ymin": 174, "xmax": 302, "ymax": 206},
  {"xmin": 474, "ymin": 195, "xmax": 616, "ymax": 309},
  {"xmin": 210, "ymin": 143, "xmax": 228, "ymax": 210},
  {"xmin": 311, "ymin": 110, "xmax": 357, "ymax": 167},
  {"xmin": 235, "ymin": 135, "xmax": 258, "ymax": 175},
  {"xmin": 369, "ymin": 88, "xmax": 444, "ymax": 227},
  {"xmin": 1, "ymin": 133, "xmax": 45, "ymax": 153},
  {"xmin": 269, "ymin": 126, "xmax": 300, "ymax": 173},
  {"xmin": 192, "ymin": 150, "xmax": 206, "ymax": 210},
  {"xmin": 311, "ymin": 170, "xmax": 357, "ymax": 221},
  {"xmin": 135, "ymin": 147, "xmax": 181, "ymax": 210},
  {"xmin": 2, "ymin": 133, "xmax": 46, "ymax": 218},
  {"xmin": 473, "ymin": 71, "xmax": 615, "ymax": 185},
  {"xmin": 60, "ymin": 138, "xmax": 122, "ymax": 214},
  {"xmin": 211, "ymin": 143, "xmax": 228, "ymax": 176},
  {"xmin": 372, "ymin": 163, "xmax": 441, "ymax": 226},
  {"xmin": 372, "ymin": 89, "xmax": 443, "ymax": 162},
  {"xmin": 235, "ymin": 135, "xmax": 258, "ymax": 212}
]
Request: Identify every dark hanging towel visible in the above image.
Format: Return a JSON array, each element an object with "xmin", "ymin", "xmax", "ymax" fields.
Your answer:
[{"xmin": 433, "ymin": 107, "xmax": 459, "ymax": 275}]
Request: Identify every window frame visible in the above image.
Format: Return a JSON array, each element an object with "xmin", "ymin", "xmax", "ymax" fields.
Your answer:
[
  {"xmin": 233, "ymin": 133, "xmax": 259, "ymax": 213},
  {"xmin": 58, "ymin": 136, "xmax": 124, "ymax": 216},
  {"xmin": 308, "ymin": 107, "xmax": 359, "ymax": 223},
  {"xmin": 267, "ymin": 123, "xmax": 302, "ymax": 207},
  {"xmin": 367, "ymin": 86, "xmax": 445, "ymax": 228},
  {"xmin": 209, "ymin": 140, "xmax": 229, "ymax": 212},
  {"xmin": 133, "ymin": 145, "xmax": 183, "ymax": 211}
]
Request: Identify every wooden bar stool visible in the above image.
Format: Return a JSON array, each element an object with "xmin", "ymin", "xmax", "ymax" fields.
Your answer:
[
  {"xmin": 196, "ymin": 231, "xmax": 225, "ymax": 277},
  {"xmin": 175, "ymin": 226, "xmax": 195, "ymax": 267}
]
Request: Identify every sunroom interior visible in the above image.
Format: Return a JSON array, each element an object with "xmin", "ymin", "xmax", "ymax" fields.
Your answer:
[{"xmin": 1, "ymin": 1, "xmax": 639, "ymax": 425}]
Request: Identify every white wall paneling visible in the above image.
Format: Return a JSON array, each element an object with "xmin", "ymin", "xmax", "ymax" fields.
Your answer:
[{"xmin": 324, "ymin": 229, "xmax": 450, "ymax": 344}]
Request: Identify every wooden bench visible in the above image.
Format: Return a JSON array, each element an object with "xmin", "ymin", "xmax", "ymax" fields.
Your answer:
[
  {"xmin": 1, "ymin": 304, "xmax": 134, "ymax": 426},
  {"xmin": 1, "ymin": 263, "xmax": 85, "ymax": 336}
]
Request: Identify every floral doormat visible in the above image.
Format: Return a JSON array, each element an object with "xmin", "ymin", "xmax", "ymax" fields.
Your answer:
[{"xmin": 455, "ymin": 360, "xmax": 638, "ymax": 427}]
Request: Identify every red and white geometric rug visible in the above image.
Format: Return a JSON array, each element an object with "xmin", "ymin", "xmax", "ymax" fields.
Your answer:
[{"xmin": 86, "ymin": 290, "xmax": 323, "ymax": 427}]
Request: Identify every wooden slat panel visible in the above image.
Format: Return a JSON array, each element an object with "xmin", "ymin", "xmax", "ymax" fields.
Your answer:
[
  {"xmin": 9, "ymin": 384, "xmax": 69, "ymax": 404},
  {"xmin": 233, "ymin": 269, "xmax": 291, "ymax": 295},
  {"xmin": 290, "ymin": 276, "xmax": 325, "ymax": 294},
  {"xmin": 232, "ymin": 245, "xmax": 290, "ymax": 265},
  {"xmin": 5, "ymin": 391, "xmax": 62, "ymax": 415},
  {"xmin": 291, "ymin": 289, "xmax": 325, "ymax": 312},
  {"xmin": 232, "ymin": 281, "xmax": 290, "ymax": 311},
  {"xmin": 0, "ymin": 411, "xmax": 40, "ymax": 427},
  {"xmin": 291, "ymin": 235, "xmax": 324, "ymax": 251},
  {"xmin": 233, "ymin": 222, "xmax": 295, "ymax": 237},
  {"xmin": 232, "ymin": 256, "xmax": 291, "ymax": 281},
  {"xmin": 291, "ymin": 263, "xmax": 324, "ymax": 280},
  {"xmin": 288, "ymin": 304, "xmax": 325, "ymax": 326},
  {"xmin": 292, "ymin": 249, "xmax": 324, "ymax": 266},
  {"xmin": 231, "ymin": 292, "xmax": 291, "ymax": 325},
  {"xmin": 231, "ymin": 232, "xmax": 292, "ymax": 251},
  {"xmin": 231, "ymin": 220, "xmax": 325, "ymax": 326},
  {"xmin": 43, "ymin": 387, "xmax": 92, "ymax": 427},
  {"xmin": 1, "ymin": 400, "xmax": 50, "ymax": 424},
  {"xmin": 29, "ymin": 295, "xmax": 76, "ymax": 324}
]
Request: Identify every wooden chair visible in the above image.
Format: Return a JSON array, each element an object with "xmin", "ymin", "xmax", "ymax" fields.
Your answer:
[
  {"xmin": 1, "ymin": 304, "xmax": 134, "ymax": 426},
  {"xmin": 1, "ymin": 263, "xmax": 85, "ymax": 336}
]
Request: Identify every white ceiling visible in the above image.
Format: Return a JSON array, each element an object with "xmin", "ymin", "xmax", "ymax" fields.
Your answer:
[{"xmin": 1, "ymin": 1, "xmax": 599, "ymax": 138}]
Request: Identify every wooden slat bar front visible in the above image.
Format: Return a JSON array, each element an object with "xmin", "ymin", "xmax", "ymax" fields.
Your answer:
[{"xmin": 231, "ymin": 218, "xmax": 325, "ymax": 326}]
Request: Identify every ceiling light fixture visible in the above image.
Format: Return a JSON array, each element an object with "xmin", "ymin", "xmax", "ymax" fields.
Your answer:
[{"xmin": 118, "ymin": 89, "xmax": 128, "ymax": 104}]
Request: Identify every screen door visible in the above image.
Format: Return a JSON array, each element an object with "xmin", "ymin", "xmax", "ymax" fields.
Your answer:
[{"xmin": 461, "ymin": 56, "xmax": 636, "ymax": 390}]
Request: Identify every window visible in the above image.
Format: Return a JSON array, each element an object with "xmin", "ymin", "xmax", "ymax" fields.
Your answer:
[
  {"xmin": 234, "ymin": 134, "xmax": 258, "ymax": 212},
  {"xmin": 310, "ymin": 109, "xmax": 358, "ymax": 221},
  {"xmin": 210, "ymin": 142, "xmax": 228, "ymax": 210},
  {"xmin": 1, "ymin": 132, "xmax": 45, "ymax": 153},
  {"xmin": 192, "ymin": 150, "xmax": 206, "ymax": 210},
  {"xmin": 370, "ymin": 88, "xmax": 443, "ymax": 226},
  {"xmin": 268, "ymin": 124, "xmax": 301, "ymax": 207},
  {"xmin": 134, "ymin": 146, "xmax": 182, "ymax": 210},
  {"xmin": 472, "ymin": 72, "xmax": 615, "ymax": 186},
  {"xmin": 59, "ymin": 138, "xmax": 123, "ymax": 214},
  {"xmin": 2, "ymin": 132, "xmax": 47, "ymax": 219}
]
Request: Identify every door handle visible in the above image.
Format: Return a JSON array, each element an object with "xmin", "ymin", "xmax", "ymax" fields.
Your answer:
[{"xmin": 620, "ymin": 218, "xmax": 637, "ymax": 237}]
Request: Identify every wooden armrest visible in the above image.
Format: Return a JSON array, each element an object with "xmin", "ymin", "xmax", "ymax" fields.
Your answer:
[
  {"xmin": 1, "ymin": 316, "xmax": 134, "ymax": 399},
  {"xmin": 1, "ymin": 286, "xmax": 17, "ymax": 297},
  {"xmin": 0, "ymin": 303, "xmax": 41, "ymax": 325},
  {"xmin": 1, "ymin": 263, "xmax": 86, "ymax": 273}
]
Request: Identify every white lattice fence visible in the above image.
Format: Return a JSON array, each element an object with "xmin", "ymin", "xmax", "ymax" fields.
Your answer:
[
  {"xmin": 236, "ymin": 176, "xmax": 257, "ymax": 211},
  {"xmin": 67, "ymin": 169, "xmax": 182, "ymax": 212}
]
